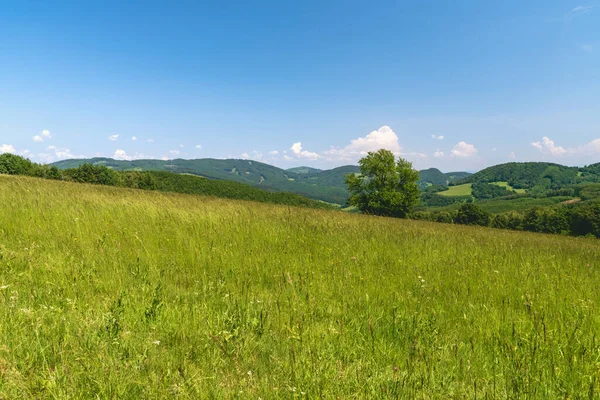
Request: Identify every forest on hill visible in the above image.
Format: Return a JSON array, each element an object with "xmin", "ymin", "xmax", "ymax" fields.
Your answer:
[{"xmin": 50, "ymin": 157, "xmax": 470, "ymax": 204}]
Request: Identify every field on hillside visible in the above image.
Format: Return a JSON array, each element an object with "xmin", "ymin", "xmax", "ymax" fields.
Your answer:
[
  {"xmin": 438, "ymin": 183, "xmax": 472, "ymax": 196},
  {"xmin": 491, "ymin": 181, "xmax": 527, "ymax": 194},
  {"xmin": 1, "ymin": 175, "xmax": 600, "ymax": 398}
]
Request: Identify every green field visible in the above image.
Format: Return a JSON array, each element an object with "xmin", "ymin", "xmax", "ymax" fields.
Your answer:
[
  {"xmin": 491, "ymin": 181, "xmax": 527, "ymax": 194},
  {"xmin": 1, "ymin": 175, "xmax": 600, "ymax": 398},
  {"xmin": 437, "ymin": 183, "xmax": 472, "ymax": 196}
]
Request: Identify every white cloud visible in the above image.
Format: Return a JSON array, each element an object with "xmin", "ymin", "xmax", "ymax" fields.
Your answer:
[
  {"xmin": 109, "ymin": 134, "xmax": 119, "ymax": 141},
  {"xmin": 531, "ymin": 136, "xmax": 600, "ymax": 157},
  {"xmin": 196, "ymin": 144, "xmax": 202, "ymax": 149},
  {"xmin": 113, "ymin": 149, "xmax": 132, "ymax": 160},
  {"xmin": 132, "ymin": 136, "xmax": 137, "ymax": 141},
  {"xmin": 180, "ymin": 144, "xmax": 184, "ymax": 148},
  {"xmin": 1, "ymin": 144, "xmax": 16, "ymax": 154},
  {"xmin": 147, "ymin": 138, "xmax": 154, "ymax": 143},
  {"xmin": 290, "ymin": 142, "xmax": 320, "ymax": 160},
  {"xmin": 578, "ymin": 43, "xmax": 593, "ymax": 53},
  {"xmin": 431, "ymin": 135, "xmax": 444, "ymax": 140},
  {"xmin": 531, "ymin": 136, "xmax": 567, "ymax": 155},
  {"xmin": 434, "ymin": 150, "xmax": 444, "ymax": 158},
  {"xmin": 33, "ymin": 129, "xmax": 52, "ymax": 143},
  {"xmin": 451, "ymin": 141, "xmax": 478, "ymax": 157},
  {"xmin": 508, "ymin": 152, "xmax": 516, "ymax": 160},
  {"xmin": 269, "ymin": 150, "xmax": 279, "ymax": 155},
  {"xmin": 169, "ymin": 150, "xmax": 180, "ymax": 156},
  {"xmin": 322, "ymin": 126, "xmax": 402, "ymax": 162},
  {"xmin": 241, "ymin": 153, "xmax": 249, "ymax": 159},
  {"xmin": 36, "ymin": 145, "xmax": 83, "ymax": 162}
]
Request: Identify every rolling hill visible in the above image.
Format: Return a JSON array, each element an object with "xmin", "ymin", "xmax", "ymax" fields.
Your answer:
[{"xmin": 51, "ymin": 158, "xmax": 470, "ymax": 204}]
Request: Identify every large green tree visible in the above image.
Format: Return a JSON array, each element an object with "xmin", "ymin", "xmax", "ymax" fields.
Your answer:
[{"xmin": 345, "ymin": 149, "xmax": 420, "ymax": 218}]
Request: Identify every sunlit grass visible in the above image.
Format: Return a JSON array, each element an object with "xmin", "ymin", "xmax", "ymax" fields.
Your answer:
[
  {"xmin": 1, "ymin": 175, "xmax": 599, "ymax": 398},
  {"xmin": 438, "ymin": 183, "xmax": 472, "ymax": 197},
  {"xmin": 491, "ymin": 181, "xmax": 527, "ymax": 194}
]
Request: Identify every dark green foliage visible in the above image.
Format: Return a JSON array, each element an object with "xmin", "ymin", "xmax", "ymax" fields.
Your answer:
[
  {"xmin": 419, "ymin": 192, "xmax": 470, "ymax": 207},
  {"xmin": 471, "ymin": 182, "xmax": 512, "ymax": 199},
  {"xmin": 570, "ymin": 201, "xmax": 600, "ymax": 237},
  {"xmin": 523, "ymin": 208, "xmax": 571, "ymax": 235},
  {"xmin": 0, "ymin": 153, "xmax": 39, "ymax": 176},
  {"xmin": 454, "ymin": 204, "xmax": 491, "ymax": 226},
  {"xmin": 63, "ymin": 164, "xmax": 120, "ymax": 186},
  {"xmin": 345, "ymin": 149, "xmax": 420, "ymax": 218}
]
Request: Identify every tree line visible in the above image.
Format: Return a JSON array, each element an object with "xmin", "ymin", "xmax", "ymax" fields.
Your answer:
[{"xmin": 413, "ymin": 202, "xmax": 600, "ymax": 238}]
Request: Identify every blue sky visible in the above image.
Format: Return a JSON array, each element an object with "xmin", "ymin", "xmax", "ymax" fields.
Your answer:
[{"xmin": 0, "ymin": 1, "xmax": 599, "ymax": 171}]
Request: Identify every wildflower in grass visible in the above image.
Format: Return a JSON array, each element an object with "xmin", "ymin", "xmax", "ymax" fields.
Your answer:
[{"xmin": 153, "ymin": 340, "xmax": 161, "ymax": 346}]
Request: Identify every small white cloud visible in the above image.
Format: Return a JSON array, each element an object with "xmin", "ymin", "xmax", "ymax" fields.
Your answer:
[
  {"xmin": 578, "ymin": 43, "xmax": 593, "ymax": 53},
  {"xmin": 431, "ymin": 135, "xmax": 444, "ymax": 140},
  {"xmin": 241, "ymin": 153, "xmax": 249, "ymax": 159},
  {"xmin": 269, "ymin": 150, "xmax": 279, "ymax": 155},
  {"xmin": 132, "ymin": 136, "xmax": 137, "ymax": 141},
  {"xmin": 1, "ymin": 144, "xmax": 16, "ymax": 154},
  {"xmin": 109, "ymin": 134, "xmax": 119, "ymax": 141},
  {"xmin": 451, "ymin": 141, "xmax": 478, "ymax": 157},
  {"xmin": 147, "ymin": 138, "xmax": 154, "ymax": 143},
  {"xmin": 169, "ymin": 150, "xmax": 180, "ymax": 156},
  {"xmin": 195, "ymin": 144, "xmax": 202, "ymax": 149},
  {"xmin": 283, "ymin": 155, "xmax": 293, "ymax": 161},
  {"xmin": 508, "ymin": 151, "xmax": 516, "ymax": 159},
  {"xmin": 434, "ymin": 150, "xmax": 444, "ymax": 158},
  {"xmin": 33, "ymin": 129, "xmax": 52, "ymax": 143},
  {"xmin": 531, "ymin": 136, "xmax": 567, "ymax": 155},
  {"xmin": 114, "ymin": 149, "xmax": 132, "ymax": 160},
  {"xmin": 291, "ymin": 142, "xmax": 320, "ymax": 160},
  {"xmin": 492, "ymin": 147, "xmax": 497, "ymax": 152},
  {"xmin": 180, "ymin": 144, "xmax": 184, "ymax": 148}
]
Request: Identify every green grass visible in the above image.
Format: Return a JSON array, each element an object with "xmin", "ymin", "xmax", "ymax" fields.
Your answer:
[
  {"xmin": 438, "ymin": 183, "xmax": 472, "ymax": 197},
  {"xmin": 491, "ymin": 181, "xmax": 527, "ymax": 194},
  {"xmin": 1, "ymin": 175, "xmax": 600, "ymax": 398}
]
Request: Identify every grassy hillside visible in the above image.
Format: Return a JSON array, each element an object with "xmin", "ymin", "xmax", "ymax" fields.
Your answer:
[
  {"xmin": 51, "ymin": 158, "xmax": 469, "ymax": 204},
  {"xmin": 1, "ymin": 175, "xmax": 599, "ymax": 397},
  {"xmin": 437, "ymin": 183, "xmax": 472, "ymax": 196}
]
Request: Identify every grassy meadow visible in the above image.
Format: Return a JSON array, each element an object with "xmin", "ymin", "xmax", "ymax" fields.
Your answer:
[
  {"xmin": 438, "ymin": 183, "xmax": 473, "ymax": 197},
  {"xmin": 1, "ymin": 175, "xmax": 600, "ymax": 398}
]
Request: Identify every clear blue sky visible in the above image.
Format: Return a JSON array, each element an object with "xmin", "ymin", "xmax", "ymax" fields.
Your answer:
[{"xmin": 1, "ymin": 0, "xmax": 598, "ymax": 171}]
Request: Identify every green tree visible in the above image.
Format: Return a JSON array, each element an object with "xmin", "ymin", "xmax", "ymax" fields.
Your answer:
[
  {"xmin": 455, "ymin": 203, "xmax": 491, "ymax": 226},
  {"xmin": 345, "ymin": 149, "xmax": 419, "ymax": 218}
]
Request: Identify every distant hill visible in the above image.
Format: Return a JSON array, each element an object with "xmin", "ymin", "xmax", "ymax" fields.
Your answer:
[
  {"xmin": 52, "ymin": 158, "xmax": 470, "ymax": 204},
  {"xmin": 454, "ymin": 162, "xmax": 600, "ymax": 192},
  {"xmin": 286, "ymin": 166, "xmax": 322, "ymax": 174},
  {"xmin": 418, "ymin": 168, "xmax": 472, "ymax": 187}
]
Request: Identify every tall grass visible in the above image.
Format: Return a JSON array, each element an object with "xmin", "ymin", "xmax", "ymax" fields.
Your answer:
[{"xmin": 1, "ymin": 175, "xmax": 599, "ymax": 398}]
